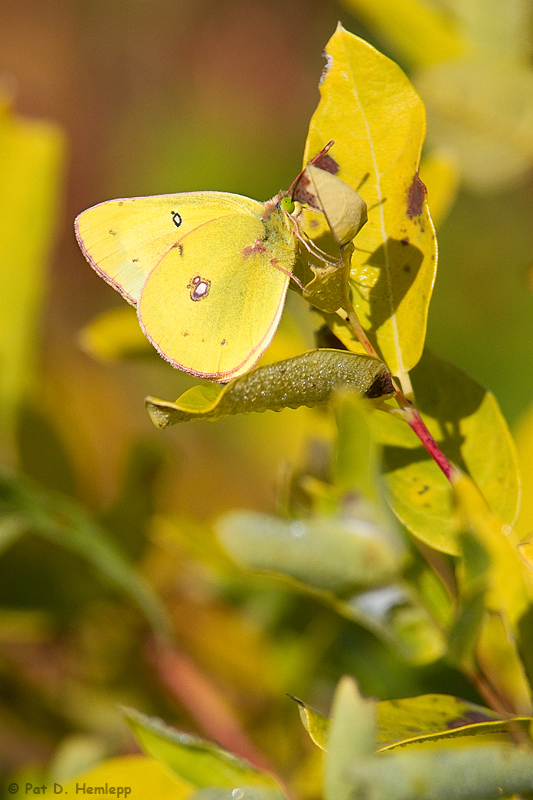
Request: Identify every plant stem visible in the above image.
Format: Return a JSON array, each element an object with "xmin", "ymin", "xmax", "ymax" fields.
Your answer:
[
  {"xmin": 401, "ymin": 405, "xmax": 454, "ymax": 480},
  {"xmin": 342, "ymin": 302, "xmax": 455, "ymax": 482}
]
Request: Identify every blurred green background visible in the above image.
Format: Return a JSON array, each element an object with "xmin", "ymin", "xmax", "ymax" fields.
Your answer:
[{"xmin": 1, "ymin": 0, "xmax": 533, "ymax": 791}]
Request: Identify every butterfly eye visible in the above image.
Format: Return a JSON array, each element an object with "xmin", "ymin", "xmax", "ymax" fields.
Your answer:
[{"xmin": 280, "ymin": 196, "xmax": 295, "ymax": 214}]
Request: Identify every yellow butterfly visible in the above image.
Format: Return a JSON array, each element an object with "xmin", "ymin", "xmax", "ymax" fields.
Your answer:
[{"xmin": 75, "ymin": 147, "xmax": 367, "ymax": 382}]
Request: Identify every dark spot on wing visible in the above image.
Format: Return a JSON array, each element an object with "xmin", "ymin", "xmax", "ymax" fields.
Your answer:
[
  {"xmin": 220, "ymin": 339, "xmax": 226, "ymax": 346},
  {"xmin": 243, "ymin": 240, "xmax": 268, "ymax": 259},
  {"xmin": 132, "ymin": 257, "xmax": 138, "ymax": 262},
  {"xmin": 403, "ymin": 264, "xmax": 411, "ymax": 272},
  {"xmin": 109, "ymin": 229, "xmax": 116, "ymax": 236},
  {"xmin": 171, "ymin": 211, "xmax": 183, "ymax": 228},
  {"xmin": 187, "ymin": 275, "xmax": 211, "ymax": 301},
  {"xmin": 171, "ymin": 242, "xmax": 184, "ymax": 256},
  {"xmin": 407, "ymin": 172, "xmax": 427, "ymax": 219},
  {"xmin": 401, "ymin": 237, "xmax": 409, "ymax": 245},
  {"xmin": 418, "ymin": 485, "xmax": 430, "ymax": 495}
]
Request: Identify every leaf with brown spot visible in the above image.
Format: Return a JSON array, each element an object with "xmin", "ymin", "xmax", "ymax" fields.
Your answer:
[{"xmin": 303, "ymin": 25, "xmax": 438, "ymax": 379}]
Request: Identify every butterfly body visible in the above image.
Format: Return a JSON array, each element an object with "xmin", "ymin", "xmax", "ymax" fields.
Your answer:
[{"xmin": 75, "ymin": 191, "xmax": 297, "ymax": 381}]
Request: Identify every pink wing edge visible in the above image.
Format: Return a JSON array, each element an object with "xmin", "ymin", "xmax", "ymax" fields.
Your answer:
[
  {"xmin": 138, "ymin": 275, "xmax": 291, "ymax": 383},
  {"xmin": 74, "ymin": 192, "xmax": 263, "ymax": 307},
  {"xmin": 74, "ymin": 205, "xmax": 139, "ymax": 305}
]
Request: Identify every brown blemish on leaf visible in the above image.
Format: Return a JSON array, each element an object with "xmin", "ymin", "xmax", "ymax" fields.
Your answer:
[
  {"xmin": 407, "ymin": 172, "xmax": 427, "ymax": 219},
  {"xmin": 292, "ymin": 172, "xmax": 317, "ymax": 208},
  {"xmin": 312, "ymin": 153, "xmax": 338, "ymax": 174},
  {"xmin": 447, "ymin": 711, "xmax": 495, "ymax": 729},
  {"xmin": 292, "ymin": 148, "xmax": 340, "ymax": 208},
  {"xmin": 365, "ymin": 370, "xmax": 394, "ymax": 399}
]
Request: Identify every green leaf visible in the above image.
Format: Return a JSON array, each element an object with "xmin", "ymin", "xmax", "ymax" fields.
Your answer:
[
  {"xmin": 324, "ymin": 676, "xmax": 376, "ymax": 800},
  {"xmin": 290, "ymin": 697, "xmax": 329, "ymax": 751},
  {"xmin": 296, "ymin": 691, "xmax": 531, "ymax": 752},
  {"xmin": 452, "ymin": 474, "xmax": 528, "ymax": 628},
  {"xmin": 190, "ymin": 789, "xmax": 282, "ymax": 800},
  {"xmin": 216, "ymin": 503, "xmax": 442, "ymax": 664},
  {"xmin": 146, "ymin": 350, "xmax": 392, "ymax": 428},
  {"xmin": 346, "ymin": 743, "xmax": 533, "ymax": 800},
  {"xmin": 0, "ymin": 472, "xmax": 170, "ymax": 637},
  {"xmin": 0, "ymin": 94, "xmax": 65, "ymax": 449},
  {"xmin": 303, "ymin": 26, "xmax": 437, "ymax": 378},
  {"xmin": 301, "ymin": 247, "xmax": 353, "ymax": 316},
  {"xmin": 373, "ymin": 350, "xmax": 520, "ymax": 555},
  {"xmin": 333, "ymin": 392, "xmax": 382, "ymax": 502},
  {"xmin": 375, "ymin": 694, "xmax": 530, "ymax": 750},
  {"xmin": 216, "ymin": 510, "xmax": 406, "ymax": 595},
  {"xmin": 447, "ymin": 590, "xmax": 486, "ymax": 670},
  {"xmin": 124, "ymin": 708, "xmax": 283, "ymax": 794},
  {"xmin": 337, "ymin": 0, "xmax": 465, "ymax": 68},
  {"xmin": 342, "ymin": 584, "xmax": 446, "ymax": 664},
  {"xmin": 403, "ymin": 546, "xmax": 454, "ymax": 631},
  {"xmin": 476, "ymin": 609, "xmax": 532, "ymax": 717}
]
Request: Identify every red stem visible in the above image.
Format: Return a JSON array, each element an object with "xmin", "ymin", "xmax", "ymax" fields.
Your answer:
[{"xmin": 402, "ymin": 406, "xmax": 454, "ymax": 480}]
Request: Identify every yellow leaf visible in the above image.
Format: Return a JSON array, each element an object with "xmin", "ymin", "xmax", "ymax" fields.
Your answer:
[
  {"xmin": 452, "ymin": 473, "xmax": 528, "ymax": 628},
  {"xmin": 299, "ymin": 164, "xmax": 367, "ymax": 247},
  {"xmin": 0, "ymin": 93, "xmax": 65, "ymax": 448},
  {"xmin": 512, "ymin": 406, "xmax": 533, "ymax": 541},
  {"xmin": 304, "ymin": 26, "xmax": 437, "ymax": 379},
  {"xmin": 477, "ymin": 611, "xmax": 532, "ymax": 717},
  {"xmin": 79, "ymin": 306, "xmax": 152, "ymax": 361},
  {"xmin": 62, "ymin": 755, "xmax": 192, "ymax": 799}
]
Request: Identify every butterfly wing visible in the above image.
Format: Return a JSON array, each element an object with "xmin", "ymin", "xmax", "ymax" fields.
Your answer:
[
  {"xmin": 138, "ymin": 209, "xmax": 295, "ymax": 381},
  {"xmin": 75, "ymin": 192, "xmax": 263, "ymax": 304}
]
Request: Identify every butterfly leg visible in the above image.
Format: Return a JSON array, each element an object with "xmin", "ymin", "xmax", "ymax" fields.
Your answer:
[{"xmin": 269, "ymin": 258, "xmax": 309, "ymax": 293}]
